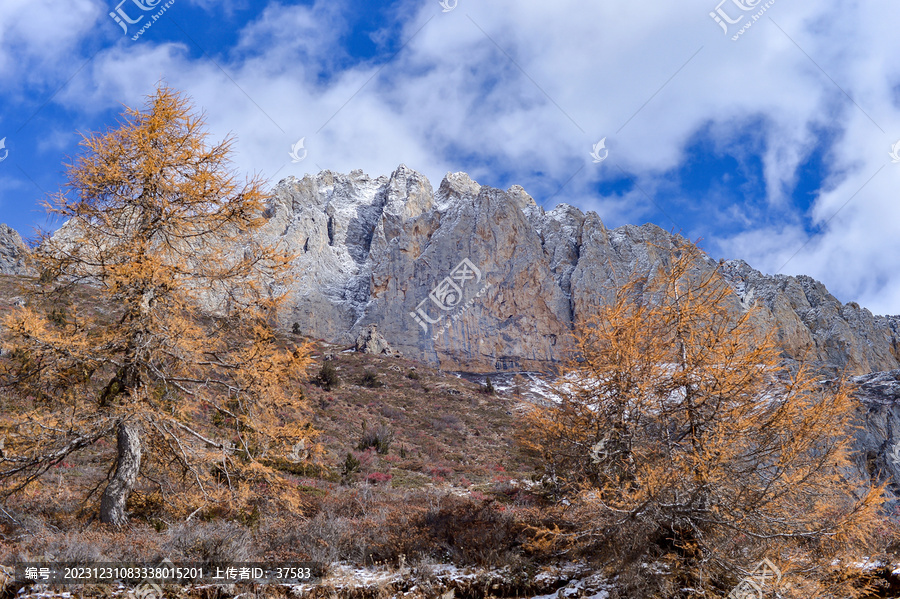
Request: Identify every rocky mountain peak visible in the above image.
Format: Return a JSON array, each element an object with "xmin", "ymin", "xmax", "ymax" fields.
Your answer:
[
  {"xmin": 253, "ymin": 165, "xmax": 900, "ymax": 375},
  {"xmin": 435, "ymin": 171, "xmax": 481, "ymax": 211},
  {"xmin": 381, "ymin": 164, "xmax": 434, "ymax": 220}
]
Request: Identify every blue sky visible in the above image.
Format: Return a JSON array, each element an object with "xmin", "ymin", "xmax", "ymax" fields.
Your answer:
[{"xmin": 1, "ymin": 0, "xmax": 899, "ymax": 313}]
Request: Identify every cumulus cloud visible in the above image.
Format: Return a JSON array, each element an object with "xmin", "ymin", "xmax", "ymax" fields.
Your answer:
[
  {"xmin": 3, "ymin": 0, "xmax": 900, "ymax": 313},
  {"xmin": 0, "ymin": 0, "xmax": 100, "ymax": 84}
]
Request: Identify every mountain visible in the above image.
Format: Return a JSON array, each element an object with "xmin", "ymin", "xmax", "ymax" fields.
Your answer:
[
  {"xmin": 255, "ymin": 164, "xmax": 900, "ymax": 496},
  {"xmin": 6, "ymin": 165, "xmax": 898, "ymax": 376},
  {"xmin": 259, "ymin": 165, "xmax": 900, "ymax": 376}
]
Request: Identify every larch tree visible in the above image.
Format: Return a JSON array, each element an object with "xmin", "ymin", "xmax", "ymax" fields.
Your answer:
[
  {"xmin": 520, "ymin": 242, "xmax": 885, "ymax": 598},
  {"xmin": 0, "ymin": 86, "xmax": 315, "ymax": 526}
]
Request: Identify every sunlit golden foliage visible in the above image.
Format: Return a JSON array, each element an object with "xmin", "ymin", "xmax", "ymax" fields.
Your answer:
[
  {"xmin": 520, "ymin": 242, "xmax": 885, "ymax": 598},
  {"xmin": 0, "ymin": 85, "xmax": 317, "ymax": 523}
]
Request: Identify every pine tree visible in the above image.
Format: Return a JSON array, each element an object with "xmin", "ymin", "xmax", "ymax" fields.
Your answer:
[
  {"xmin": 520, "ymin": 242, "xmax": 884, "ymax": 597},
  {"xmin": 0, "ymin": 86, "xmax": 315, "ymax": 525}
]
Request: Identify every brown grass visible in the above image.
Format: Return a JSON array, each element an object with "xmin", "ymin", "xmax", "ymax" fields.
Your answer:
[{"xmin": 0, "ymin": 272, "xmax": 543, "ymax": 573}]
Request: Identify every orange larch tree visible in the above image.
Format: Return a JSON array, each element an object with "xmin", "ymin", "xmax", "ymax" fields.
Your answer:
[
  {"xmin": 521, "ymin": 242, "xmax": 885, "ymax": 598},
  {"xmin": 0, "ymin": 85, "xmax": 314, "ymax": 525}
]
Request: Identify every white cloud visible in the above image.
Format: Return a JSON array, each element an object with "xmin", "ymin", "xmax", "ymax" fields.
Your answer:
[
  {"xmin": 232, "ymin": 2, "xmax": 349, "ymax": 70},
  {"xmin": 0, "ymin": 0, "xmax": 100, "ymax": 83},
  {"xmin": 8, "ymin": 0, "xmax": 900, "ymax": 313}
]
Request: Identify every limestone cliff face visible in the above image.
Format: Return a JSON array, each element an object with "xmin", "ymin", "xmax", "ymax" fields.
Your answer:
[
  {"xmin": 849, "ymin": 370, "xmax": 900, "ymax": 498},
  {"xmin": 719, "ymin": 261, "xmax": 900, "ymax": 375},
  {"xmin": 0, "ymin": 224, "xmax": 29, "ymax": 276},
  {"xmin": 261, "ymin": 165, "xmax": 900, "ymax": 375},
  {"xmin": 264, "ymin": 166, "xmax": 570, "ymax": 372},
  {"xmin": 21, "ymin": 164, "xmax": 900, "ymax": 375}
]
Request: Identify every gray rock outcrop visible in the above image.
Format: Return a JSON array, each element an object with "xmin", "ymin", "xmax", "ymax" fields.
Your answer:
[
  {"xmin": 720, "ymin": 260, "xmax": 900, "ymax": 375},
  {"xmin": 0, "ymin": 224, "xmax": 29, "ymax": 276},
  {"xmin": 355, "ymin": 324, "xmax": 399, "ymax": 356},
  {"xmin": 262, "ymin": 166, "xmax": 571, "ymax": 372},
  {"xmin": 849, "ymin": 370, "xmax": 900, "ymax": 499}
]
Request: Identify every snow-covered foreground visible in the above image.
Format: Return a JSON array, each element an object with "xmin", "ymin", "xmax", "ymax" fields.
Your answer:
[
  {"xmin": 292, "ymin": 562, "xmax": 614, "ymax": 598},
  {"xmin": 11, "ymin": 561, "xmax": 900, "ymax": 598},
  {"xmin": 7, "ymin": 562, "xmax": 615, "ymax": 599}
]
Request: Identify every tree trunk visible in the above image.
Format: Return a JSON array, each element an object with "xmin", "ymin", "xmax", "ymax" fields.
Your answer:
[{"xmin": 100, "ymin": 421, "xmax": 142, "ymax": 526}]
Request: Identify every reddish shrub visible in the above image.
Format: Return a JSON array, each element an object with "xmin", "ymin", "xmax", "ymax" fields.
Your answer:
[
  {"xmin": 426, "ymin": 465, "xmax": 452, "ymax": 479},
  {"xmin": 354, "ymin": 448, "xmax": 375, "ymax": 471},
  {"xmin": 365, "ymin": 472, "xmax": 392, "ymax": 485}
]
